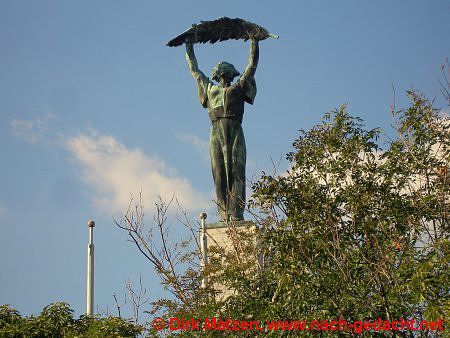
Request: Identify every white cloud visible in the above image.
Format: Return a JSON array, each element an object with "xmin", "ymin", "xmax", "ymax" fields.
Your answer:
[
  {"xmin": 66, "ymin": 130, "xmax": 210, "ymax": 214},
  {"xmin": 176, "ymin": 133, "xmax": 209, "ymax": 160},
  {"xmin": 11, "ymin": 112, "xmax": 59, "ymax": 144}
]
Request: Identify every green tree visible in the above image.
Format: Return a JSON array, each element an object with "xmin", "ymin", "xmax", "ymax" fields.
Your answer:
[
  {"xmin": 0, "ymin": 302, "xmax": 143, "ymax": 337},
  {"xmin": 116, "ymin": 91, "xmax": 448, "ymax": 337},
  {"xmin": 243, "ymin": 92, "xmax": 448, "ymax": 336}
]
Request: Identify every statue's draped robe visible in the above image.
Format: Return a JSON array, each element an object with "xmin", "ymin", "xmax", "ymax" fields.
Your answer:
[{"xmin": 186, "ymin": 42, "xmax": 258, "ymax": 220}]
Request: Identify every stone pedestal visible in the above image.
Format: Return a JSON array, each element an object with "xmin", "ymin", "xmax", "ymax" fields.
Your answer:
[{"xmin": 202, "ymin": 220, "xmax": 259, "ymax": 300}]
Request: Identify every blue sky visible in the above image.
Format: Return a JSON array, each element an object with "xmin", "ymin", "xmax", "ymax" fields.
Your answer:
[{"xmin": 1, "ymin": 0, "xmax": 449, "ymax": 318}]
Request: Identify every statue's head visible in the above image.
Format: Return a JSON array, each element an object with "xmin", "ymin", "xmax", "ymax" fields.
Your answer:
[{"xmin": 211, "ymin": 62, "xmax": 240, "ymax": 84}]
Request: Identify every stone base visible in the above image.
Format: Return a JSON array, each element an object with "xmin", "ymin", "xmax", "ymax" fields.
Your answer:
[
  {"xmin": 203, "ymin": 220, "xmax": 258, "ymax": 300},
  {"xmin": 206, "ymin": 219, "xmax": 255, "ymax": 229}
]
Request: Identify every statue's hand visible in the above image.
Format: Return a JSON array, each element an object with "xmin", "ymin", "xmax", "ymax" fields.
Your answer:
[
  {"xmin": 248, "ymin": 36, "xmax": 258, "ymax": 47},
  {"xmin": 184, "ymin": 29, "xmax": 198, "ymax": 44},
  {"xmin": 247, "ymin": 31, "xmax": 257, "ymax": 42}
]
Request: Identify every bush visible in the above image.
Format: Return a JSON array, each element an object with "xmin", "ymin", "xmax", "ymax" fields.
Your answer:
[{"xmin": 0, "ymin": 302, "xmax": 143, "ymax": 338}]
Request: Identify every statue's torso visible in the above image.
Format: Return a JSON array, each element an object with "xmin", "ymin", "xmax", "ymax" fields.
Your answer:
[{"xmin": 207, "ymin": 83, "xmax": 246, "ymax": 123}]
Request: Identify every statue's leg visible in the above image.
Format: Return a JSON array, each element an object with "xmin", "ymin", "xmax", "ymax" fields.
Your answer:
[
  {"xmin": 230, "ymin": 121, "xmax": 246, "ymax": 221},
  {"xmin": 210, "ymin": 123, "xmax": 228, "ymax": 221},
  {"xmin": 221, "ymin": 121, "xmax": 233, "ymax": 221}
]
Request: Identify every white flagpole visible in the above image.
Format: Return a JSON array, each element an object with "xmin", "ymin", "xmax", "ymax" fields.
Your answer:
[
  {"xmin": 86, "ymin": 220, "xmax": 95, "ymax": 316},
  {"xmin": 199, "ymin": 213, "xmax": 208, "ymax": 288}
]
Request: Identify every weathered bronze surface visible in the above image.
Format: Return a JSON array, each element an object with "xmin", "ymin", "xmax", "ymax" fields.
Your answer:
[
  {"xmin": 167, "ymin": 18, "xmax": 277, "ymax": 221},
  {"xmin": 185, "ymin": 40, "xmax": 259, "ymax": 221},
  {"xmin": 166, "ymin": 17, "xmax": 278, "ymax": 47}
]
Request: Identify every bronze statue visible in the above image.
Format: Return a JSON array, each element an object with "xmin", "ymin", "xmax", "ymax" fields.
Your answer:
[
  {"xmin": 185, "ymin": 40, "xmax": 258, "ymax": 221},
  {"xmin": 167, "ymin": 18, "xmax": 277, "ymax": 221}
]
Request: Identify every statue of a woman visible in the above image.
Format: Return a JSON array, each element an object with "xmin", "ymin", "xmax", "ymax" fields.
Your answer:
[{"xmin": 185, "ymin": 39, "xmax": 259, "ymax": 221}]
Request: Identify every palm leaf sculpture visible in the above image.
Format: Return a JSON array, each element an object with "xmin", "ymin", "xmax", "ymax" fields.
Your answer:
[{"xmin": 166, "ymin": 17, "xmax": 278, "ymax": 47}]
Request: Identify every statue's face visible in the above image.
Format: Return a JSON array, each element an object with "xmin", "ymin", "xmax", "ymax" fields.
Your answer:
[
  {"xmin": 219, "ymin": 73, "xmax": 234, "ymax": 86},
  {"xmin": 212, "ymin": 62, "xmax": 239, "ymax": 85}
]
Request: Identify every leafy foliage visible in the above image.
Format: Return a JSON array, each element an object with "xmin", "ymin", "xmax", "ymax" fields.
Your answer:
[
  {"xmin": 140, "ymin": 92, "xmax": 448, "ymax": 337},
  {"xmin": 242, "ymin": 92, "xmax": 448, "ymax": 336},
  {"xmin": 0, "ymin": 302, "xmax": 143, "ymax": 338},
  {"xmin": 110, "ymin": 90, "xmax": 449, "ymax": 337}
]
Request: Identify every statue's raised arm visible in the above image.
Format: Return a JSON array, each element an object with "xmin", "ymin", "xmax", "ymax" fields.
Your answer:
[
  {"xmin": 185, "ymin": 42, "xmax": 210, "ymax": 108},
  {"xmin": 239, "ymin": 39, "xmax": 259, "ymax": 105},
  {"xmin": 240, "ymin": 39, "xmax": 259, "ymax": 85}
]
